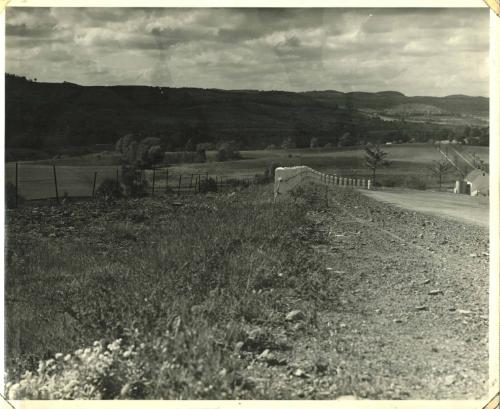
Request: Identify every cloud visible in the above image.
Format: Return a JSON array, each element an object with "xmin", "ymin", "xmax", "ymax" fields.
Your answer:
[{"xmin": 5, "ymin": 7, "xmax": 489, "ymax": 96}]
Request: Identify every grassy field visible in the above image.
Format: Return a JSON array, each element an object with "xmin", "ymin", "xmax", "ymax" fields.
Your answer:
[
  {"xmin": 5, "ymin": 184, "xmax": 332, "ymax": 398},
  {"xmin": 5, "ymin": 144, "xmax": 489, "ymax": 200}
]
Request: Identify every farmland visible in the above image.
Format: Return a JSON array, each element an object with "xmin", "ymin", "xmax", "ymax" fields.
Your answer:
[
  {"xmin": 4, "ymin": 181, "xmax": 488, "ymax": 399},
  {"xmin": 5, "ymin": 143, "xmax": 489, "ymax": 200}
]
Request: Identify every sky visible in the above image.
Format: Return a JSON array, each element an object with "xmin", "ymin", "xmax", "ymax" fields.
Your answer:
[{"xmin": 5, "ymin": 7, "xmax": 490, "ymax": 97}]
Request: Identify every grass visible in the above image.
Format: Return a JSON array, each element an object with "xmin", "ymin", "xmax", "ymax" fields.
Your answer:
[
  {"xmin": 5, "ymin": 183, "xmax": 334, "ymax": 399},
  {"xmin": 5, "ymin": 144, "xmax": 489, "ymax": 200}
]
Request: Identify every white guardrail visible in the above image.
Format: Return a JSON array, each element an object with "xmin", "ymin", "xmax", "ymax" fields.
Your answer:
[{"xmin": 274, "ymin": 166, "xmax": 371, "ymax": 202}]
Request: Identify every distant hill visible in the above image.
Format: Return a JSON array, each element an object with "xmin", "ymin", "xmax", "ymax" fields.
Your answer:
[
  {"xmin": 303, "ymin": 90, "xmax": 488, "ymax": 115},
  {"xmin": 5, "ymin": 74, "xmax": 489, "ymax": 155}
]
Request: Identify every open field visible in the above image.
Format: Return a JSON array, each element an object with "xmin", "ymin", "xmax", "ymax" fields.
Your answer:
[
  {"xmin": 5, "ymin": 183, "xmax": 488, "ymax": 399},
  {"xmin": 5, "ymin": 144, "xmax": 489, "ymax": 200}
]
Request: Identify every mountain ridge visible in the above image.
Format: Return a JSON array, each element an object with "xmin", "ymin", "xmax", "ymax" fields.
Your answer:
[{"xmin": 5, "ymin": 73, "xmax": 488, "ymax": 152}]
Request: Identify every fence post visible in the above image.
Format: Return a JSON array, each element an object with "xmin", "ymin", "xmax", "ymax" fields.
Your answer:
[
  {"xmin": 178, "ymin": 174, "xmax": 182, "ymax": 195},
  {"xmin": 15, "ymin": 162, "xmax": 18, "ymax": 208},
  {"xmin": 52, "ymin": 165, "xmax": 59, "ymax": 204},
  {"xmin": 165, "ymin": 169, "xmax": 169, "ymax": 193},
  {"xmin": 151, "ymin": 168, "xmax": 156, "ymax": 196},
  {"xmin": 92, "ymin": 171, "xmax": 97, "ymax": 198}
]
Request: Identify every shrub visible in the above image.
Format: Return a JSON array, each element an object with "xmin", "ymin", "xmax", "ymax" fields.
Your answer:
[
  {"xmin": 95, "ymin": 178, "xmax": 124, "ymax": 200},
  {"xmin": 198, "ymin": 177, "xmax": 218, "ymax": 193},
  {"xmin": 215, "ymin": 148, "xmax": 228, "ymax": 162},
  {"xmin": 281, "ymin": 137, "xmax": 296, "ymax": 149},
  {"xmin": 121, "ymin": 166, "xmax": 148, "ymax": 197},
  {"xmin": 215, "ymin": 142, "xmax": 241, "ymax": 162},
  {"xmin": 5, "ymin": 182, "xmax": 23, "ymax": 209}
]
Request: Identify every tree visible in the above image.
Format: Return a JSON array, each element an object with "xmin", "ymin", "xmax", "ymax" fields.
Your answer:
[
  {"xmin": 429, "ymin": 160, "xmax": 451, "ymax": 192},
  {"xmin": 115, "ymin": 134, "xmax": 164, "ymax": 168},
  {"xmin": 215, "ymin": 141, "xmax": 241, "ymax": 162},
  {"xmin": 281, "ymin": 137, "xmax": 296, "ymax": 150},
  {"xmin": 184, "ymin": 138, "xmax": 195, "ymax": 152},
  {"xmin": 364, "ymin": 144, "xmax": 389, "ymax": 184}
]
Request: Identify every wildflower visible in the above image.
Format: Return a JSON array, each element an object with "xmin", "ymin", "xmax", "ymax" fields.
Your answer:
[
  {"xmin": 107, "ymin": 339, "xmax": 121, "ymax": 351},
  {"xmin": 55, "ymin": 353, "xmax": 63, "ymax": 359},
  {"xmin": 7, "ymin": 384, "xmax": 20, "ymax": 400},
  {"xmin": 64, "ymin": 354, "xmax": 71, "ymax": 362}
]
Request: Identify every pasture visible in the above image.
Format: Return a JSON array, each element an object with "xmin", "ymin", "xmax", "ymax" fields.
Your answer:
[{"xmin": 5, "ymin": 144, "xmax": 490, "ymax": 200}]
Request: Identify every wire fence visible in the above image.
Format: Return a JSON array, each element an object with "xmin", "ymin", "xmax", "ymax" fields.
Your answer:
[{"xmin": 5, "ymin": 162, "xmax": 267, "ymax": 206}]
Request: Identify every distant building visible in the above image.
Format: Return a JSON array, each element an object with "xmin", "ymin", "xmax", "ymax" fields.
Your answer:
[{"xmin": 465, "ymin": 169, "xmax": 489, "ymax": 196}]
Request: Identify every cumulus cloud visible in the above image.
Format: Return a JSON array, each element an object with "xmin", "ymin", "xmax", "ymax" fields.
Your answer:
[{"xmin": 5, "ymin": 7, "xmax": 489, "ymax": 96}]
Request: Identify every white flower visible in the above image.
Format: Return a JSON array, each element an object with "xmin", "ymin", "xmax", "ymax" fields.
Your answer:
[{"xmin": 7, "ymin": 384, "xmax": 20, "ymax": 400}]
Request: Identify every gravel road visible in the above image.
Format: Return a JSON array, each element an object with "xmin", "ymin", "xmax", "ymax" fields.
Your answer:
[
  {"xmin": 362, "ymin": 188, "xmax": 489, "ymax": 227},
  {"xmin": 242, "ymin": 186, "xmax": 489, "ymax": 399}
]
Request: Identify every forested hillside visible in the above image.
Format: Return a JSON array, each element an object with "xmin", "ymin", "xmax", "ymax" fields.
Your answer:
[{"xmin": 6, "ymin": 74, "xmax": 488, "ymax": 154}]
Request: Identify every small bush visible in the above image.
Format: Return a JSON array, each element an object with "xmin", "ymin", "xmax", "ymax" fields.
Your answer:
[
  {"xmin": 95, "ymin": 178, "xmax": 123, "ymax": 200},
  {"xmin": 215, "ymin": 142, "xmax": 241, "ymax": 162},
  {"xmin": 5, "ymin": 182, "xmax": 24, "ymax": 209},
  {"xmin": 199, "ymin": 177, "xmax": 218, "ymax": 193},
  {"xmin": 121, "ymin": 166, "xmax": 148, "ymax": 197},
  {"xmin": 215, "ymin": 148, "xmax": 228, "ymax": 162}
]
